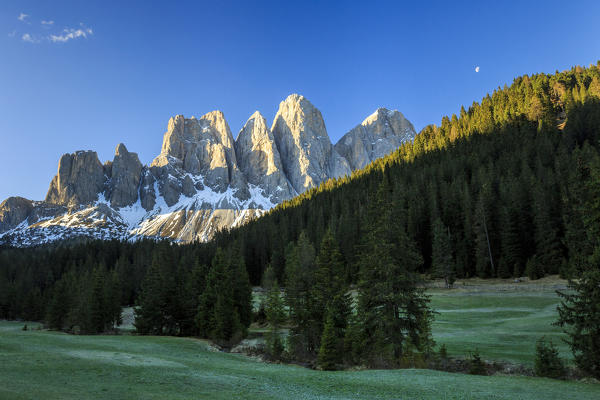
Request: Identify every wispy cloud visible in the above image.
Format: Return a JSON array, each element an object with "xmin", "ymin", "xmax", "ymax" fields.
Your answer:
[
  {"xmin": 21, "ymin": 33, "xmax": 38, "ymax": 43},
  {"xmin": 49, "ymin": 27, "xmax": 93, "ymax": 43},
  {"xmin": 10, "ymin": 17, "xmax": 93, "ymax": 45}
]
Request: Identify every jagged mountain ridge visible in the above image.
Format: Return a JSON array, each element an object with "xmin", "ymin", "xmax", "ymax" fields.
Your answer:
[{"xmin": 0, "ymin": 94, "xmax": 415, "ymax": 246}]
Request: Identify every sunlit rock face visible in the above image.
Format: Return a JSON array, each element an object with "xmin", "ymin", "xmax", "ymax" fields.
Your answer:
[
  {"xmin": 45, "ymin": 150, "xmax": 105, "ymax": 207},
  {"xmin": 0, "ymin": 197, "xmax": 34, "ymax": 233},
  {"xmin": 0, "ymin": 95, "xmax": 415, "ymax": 246},
  {"xmin": 108, "ymin": 143, "xmax": 143, "ymax": 208},
  {"xmin": 235, "ymin": 111, "xmax": 296, "ymax": 204},
  {"xmin": 271, "ymin": 94, "xmax": 351, "ymax": 194},
  {"xmin": 335, "ymin": 108, "xmax": 416, "ymax": 170}
]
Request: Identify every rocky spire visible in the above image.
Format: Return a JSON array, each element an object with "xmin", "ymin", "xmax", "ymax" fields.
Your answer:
[
  {"xmin": 0, "ymin": 197, "xmax": 33, "ymax": 233},
  {"xmin": 271, "ymin": 94, "xmax": 350, "ymax": 194},
  {"xmin": 149, "ymin": 111, "xmax": 249, "ymax": 207},
  {"xmin": 334, "ymin": 107, "xmax": 416, "ymax": 170},
  {"xmin": 45, "ymin": 150, "xmax": 106, "ymax": 207},
  {"xmin": 108, "ymin": 143, "xmax": 143, "ymax": 208},
  {"xmin": 235, "ymin": 111, "xmax": 295, "ymax": 202}
]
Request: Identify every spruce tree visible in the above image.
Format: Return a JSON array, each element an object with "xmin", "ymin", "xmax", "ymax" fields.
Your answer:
[
  {"xmin": 556, "ymin": 268, "xmax": 600, "ymax": 378},
  {"xmin": 106, "ymin": 268, "xmax": 123, "ymax": 330},
  {"xmin": 134, "ymin": 253, "xmax": 165, "ymax": 334},
  {"xmin": 499, "ymin": 179, "xmax": 526, "ymax": 278},
  {"xmin": 431, "ymin": 218, "xmax": 455, "ymax": 288},
  {"xmin": 197, "ymin": 248, "xmax": 247, "ymax": 344},
  {"xmin": 534, "ymin": 337, "xmax": 565, "ymax": 378},
  {"xmin": 474, "ymin": 184, "xmax": 496, "ymax": 278},
  {"xmin": 532, "ymin": 181, "xmax": 563, "ymax": 275},
  {"xmin": 197, "ymin": 248, "xmax": 227, "ymax": 339},
  {"xmin": 46, "ymin": 278, "xmax": 71, "ymax": 331},
  {"xmin": 89, "ymin": 266, "xmax": 107, "ymax": 334},
  {"xmin": 265, "ymin": 282, "xmax": 286, "ymax": 358},
  {"xmin": 356, "ymin": 180, "xmax": 431, "ymax": 366},
  {"xmin": 312, "ymin": 228, "xmax": 349, "ymax": 347},
  {"xmin": 230, "ymin": 248, "xmax": 252, "ymax": 332},
  {"xmin": 284, "ymin": 232, "xmax": 318, "ymax": 359},
  {"xmin": 317, "ymin": 308, "xmax": 339, "ymax": 370}
]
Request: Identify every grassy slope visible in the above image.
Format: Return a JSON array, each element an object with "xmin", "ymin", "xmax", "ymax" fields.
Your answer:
[
  {"xmin": 1, "ymin": 320, "xmax": 599, "ymax": 400},
  {"xmin": 249, "ymin": 278, "xmax": 569, "ymax": 366},
  {"xmin": 430, "ymin": 283, "xmax": 569, "ymax": 365}
]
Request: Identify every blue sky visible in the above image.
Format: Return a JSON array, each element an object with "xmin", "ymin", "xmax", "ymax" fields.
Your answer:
[{"xmin": 1, "ymin": 0, "xmax": 600, "ymax": 201}]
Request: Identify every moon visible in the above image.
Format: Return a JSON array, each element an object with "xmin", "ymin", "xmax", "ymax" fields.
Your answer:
[{"xmin": 475, "ymin": 66, "xmax": 480, "ymax": 73}]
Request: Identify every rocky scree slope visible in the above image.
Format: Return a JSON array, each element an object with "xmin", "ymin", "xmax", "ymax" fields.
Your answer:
[{"xmin": 0, "ymin": 94, "xmax": 415, "ymax": 246}]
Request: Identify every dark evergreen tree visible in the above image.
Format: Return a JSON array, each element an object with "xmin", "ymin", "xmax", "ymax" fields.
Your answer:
[
  {"xmin": 230, "ymin": 247, "xmax": 253, "ymax": 332},
  {"xmin": 284, "ymin": 232, "xmax": 318, "ymax": 359},
  {"xmin": 469, "ymin": 349, "xmax": 487, "ymax": 375},
  {"xmin": 265, "ymin": 281, "xmax": 286, "ymax": 358},
  {"xmin": 356, "ymin": 180, "xmax": 431, "ymax": 367},
  {"xmin": 106, "ymin": 268, "xmax": 123, "ymax": 330},
  {"xmin": 474, "ymin": 184, "xmax": 496, "ymax": 278},
  {"xmin": 532, "ymin": 181, "xmax": 563, "ymax": 276},
  {"xmin": 525, "ymin": 255, "xmax": 544, "ymax": 280},
  {"xmin": 556, "ymin": 268, "xmax": 600, "ymax": 378},
  {"xmin": 88, "ymin": 266, "xmax": 108, "ymax": 333},
  {"xmin": 317, "ymin": 308, "xmax": 339, "ymax": 370},
  {"xmin": 134, "ymin": 252, "xmax": 165, "ymax": 334},
  {"xmin": 431, "ymin": 218, "xmax": 455, "ymax": 288},
  {"xmin": 196, "ymin": 248, "xmax": 248, "ymax": 344},
  {"xmin": 46, "ymin": 278, "xmax": 71, "ymax": 331},
  {"xmin": 311, "ymin": 228, "xmax": 350, "ymax": 348},
  {"xmin": 534, "ymin": 337, "xmax": 565, "ymax": 378}
]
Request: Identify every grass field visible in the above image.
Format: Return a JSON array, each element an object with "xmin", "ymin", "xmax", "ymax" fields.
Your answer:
[
  {"xmin": 2, "ymin": 279, "xmax": 598, "ymax": 399},
  {"xmin": 249, "ymin": 277, "xmax": 571, "ymax": 366},
  {"xmin": 429, "ymin": 286, "xmax": 569, "ymax": 365},
  {"xmin": 1, "ymin": 320, "xmax": 599, "ymax": 400}
]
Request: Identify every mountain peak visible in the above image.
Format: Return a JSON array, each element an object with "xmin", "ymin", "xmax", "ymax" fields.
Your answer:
[
  {"xmin": 282, "ymin": 93, "xmax": 304, "ymax": 103},
  {"xmin": 202, "ymin": 109, "xmax": 227, "ymax": 121},
  {"xmin": 335, "ymin": 108, "xmax": 416, "ymax": 170},
  {"xmin": 110, "ymin": 143, "xmax": 142, "ymax": 208},
  {"xmin": 235, "ymin": 110, "xmax": 294, "ymax": 203},
  {"xmin": 249, "ymin": 110, "xmax": 264, "ymax": 120},
  {"xmin": 1, "ymin": 97, "xmax": 415, "ymax": 246},
  {"xmin": 271, "ymin": 93, "xmax": 351, "ymax": 194},
  {"xmin": 279, "ymin": 93, "xmax": 317, "ymax": 112},
  {"xmin": 361, "ymin": 108, "xmax": 404, "ymax": 125},
  {"xmin": 115, "ymin": 143, "xmax": 129, "ymax": 156},
  {"xmin": 45, "ymin": 151, "xmax": 105, "ymax": 207}
]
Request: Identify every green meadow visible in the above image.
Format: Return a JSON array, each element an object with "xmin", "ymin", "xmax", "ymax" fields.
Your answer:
[
  {"xmin": 1, "ymin": 283, "xmax": 598, "ymax": 399},
  {"xmin": 430, "ymin": 287, "xmax": 569, "ymax": 365}
]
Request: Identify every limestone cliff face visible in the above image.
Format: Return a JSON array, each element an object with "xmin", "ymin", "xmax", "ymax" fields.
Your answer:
[
  {"xmin": 45, "ymin": 151, "xmax": 106, "ymax": 207},
  {"xmin": 271, "ymin": 94, "xmax": 351, "ymax": 194},
  {"xmin": 149, "ymin": 111, "xmax": 249, "ymax": 208},
  {"xmin": 109, "ymin": 143, "xmax": 143, "ymax": 208},
  {"xmin": 235, "ymin": 111, "xmax": 295, "ymax": 203},
  {"xmin": 1, "ymin": 95, "xmax": 416, "ymax": 246},
  {"xmin": 0, "ymin": 197, "xmax": 33, "ymax": 233},
  {"xmin": 335, "ymin": 108, "xmax": 416, "ymax": 170}
]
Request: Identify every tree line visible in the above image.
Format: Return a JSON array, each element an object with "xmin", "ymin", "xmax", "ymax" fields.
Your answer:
[
  {"xmin": 261, "ymin": 185, "xmax": 433, "ymax": 369},
  {"xmin": 1, "ymin": 63, "xmax": 600, "ymax": 374},
  {"xmin": 216, "ymin": 63, "xmax": 600, "ymax": 286}
]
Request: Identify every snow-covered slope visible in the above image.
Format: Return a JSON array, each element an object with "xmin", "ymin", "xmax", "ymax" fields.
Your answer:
[{"xmin": 0, "ymin": 95, "xmax": 415, "ymax": 247}]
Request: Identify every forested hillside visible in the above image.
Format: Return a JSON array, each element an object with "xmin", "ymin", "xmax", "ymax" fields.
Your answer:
[
  {"xmin": 216, "ymin": 63, "xmax": 600, "ymax": 285},
  {"xmin": 2, "ymin": 64, "xmax": 600, "ymax": 369}
]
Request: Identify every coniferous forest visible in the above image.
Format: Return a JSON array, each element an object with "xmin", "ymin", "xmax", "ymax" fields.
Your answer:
[{"xmin": 2, "ymin": 63, "xmax": 600, "ymax": 372}]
